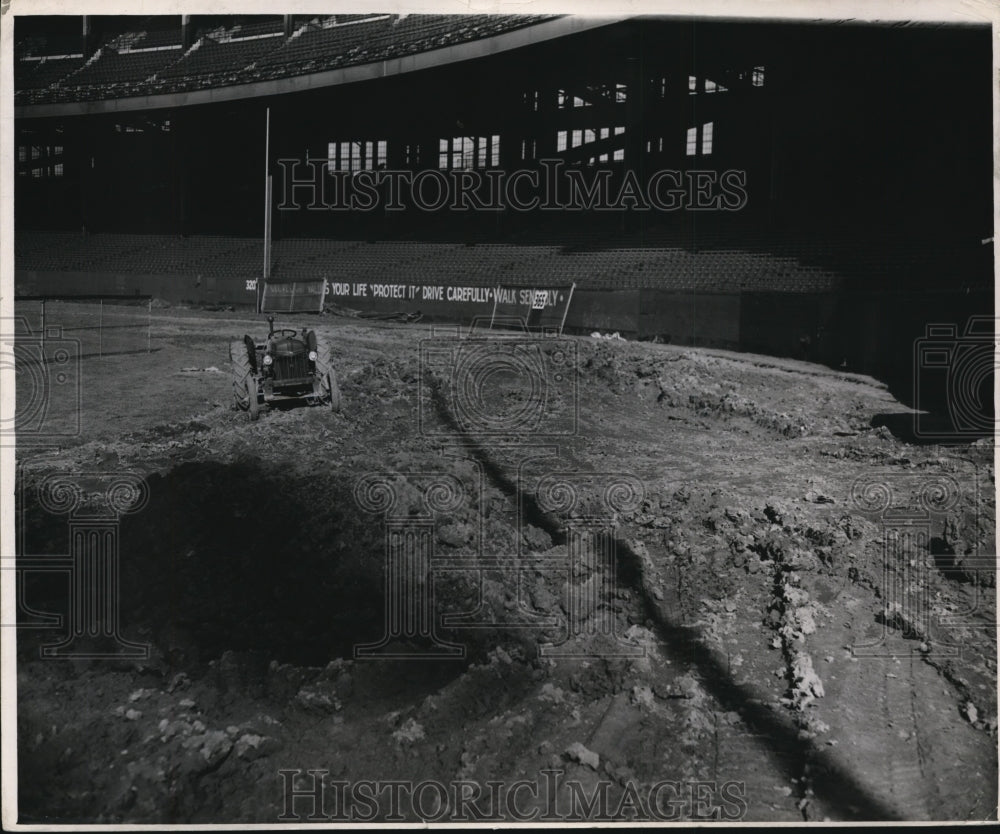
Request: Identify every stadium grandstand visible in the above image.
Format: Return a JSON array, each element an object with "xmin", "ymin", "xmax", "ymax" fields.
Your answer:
[
  {"xmin": 14, "ymin": 14, "xmax": 557, "ymax": 104},
  {"xmin": 13, "ymin": 13, "xmax": 994, "ymax": 394}
]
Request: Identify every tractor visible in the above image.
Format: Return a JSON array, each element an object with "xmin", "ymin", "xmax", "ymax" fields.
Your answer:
[{"xmin": 230, "ymin": 316, "xmax": 341, "ymax": 420}]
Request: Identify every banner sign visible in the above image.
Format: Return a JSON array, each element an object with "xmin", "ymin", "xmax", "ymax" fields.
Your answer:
[
  {"xmin": 255, "ymin": 279, "xmax": 574, "ymax": 329},
  {"xmin": 261, "ymin": 280, "xmax": 328, "ymax": 313},
  {"xmin": 491, "ymin": 283, "xmax": 575, "ymax": 334}
]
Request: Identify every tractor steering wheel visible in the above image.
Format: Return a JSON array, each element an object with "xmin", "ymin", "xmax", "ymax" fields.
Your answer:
[{"xmin": 276, "ymin": 328, "xmax": 299, "ymax": 338}]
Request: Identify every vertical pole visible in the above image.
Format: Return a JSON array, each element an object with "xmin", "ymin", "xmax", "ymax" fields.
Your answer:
[
  {"xmin": 559, "ymin": 283, "xmax": 575, "ymax": 336},
  {"xmin": 262, "ymin": 107, "xmax": 271, "ymax": 316},
  {"xmin": 81, "ymin": 16, "xmax": 91, "ymax": 61},
  {"xmin": 768, "ymin": 60, "xmax": 779, "ymax": 231},
  {"xmin": 265, "ymin": 177, "xmax": 273, "ymax": 274},
  {"xmin": 99, "ymin": 299, "xmax": 103, "ymax": 358}
]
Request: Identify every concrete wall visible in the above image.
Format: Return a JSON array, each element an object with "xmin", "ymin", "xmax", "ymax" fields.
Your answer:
[
  {"xmin": 16, "ymin": 271, "xmax": 993, "ymax": 407},
  {"xmin": 638, "ymin": 290, "xmax": 741, "ymax": 348},
  {"xmin": 565, "ymin": 290, "xmax": 639, "ymax": 334},
  {"xmin": 16, "ymin": 270, "xmax": 250, "ymax": 308},
  {"xmin": 739, "ymin": 292, "xmax": 839, "ymax": 359}
]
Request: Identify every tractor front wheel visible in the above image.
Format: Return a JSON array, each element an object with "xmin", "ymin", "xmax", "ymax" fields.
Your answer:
[
  {"xmin": 247, "ymin": 376, "xmax": 261, "ymax": 421},
  {"xmin": 313, "ymin": 333, "xmax": 342, "ymax": 413}
]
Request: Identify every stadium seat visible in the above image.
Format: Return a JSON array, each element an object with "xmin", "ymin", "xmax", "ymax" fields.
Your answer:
[{"xmin": 16, "ymin": 14, "xmax": 561, "ymax": 102}]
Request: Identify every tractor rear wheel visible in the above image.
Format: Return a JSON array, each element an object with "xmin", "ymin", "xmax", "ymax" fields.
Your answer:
[
  {"xmin": 231, "ymin": 339, "xmax": 260, "ymax": 420},
  {"xmin": 326, "ymin": 371, "xmax": 342, "ymax": 413},
  {"xmin": 230, "ymin": 340, "xmax": 251, "ymax": 411},
  {"xmin": 313, "ymin": 333, "xmax": 341, "ymax": 412}
]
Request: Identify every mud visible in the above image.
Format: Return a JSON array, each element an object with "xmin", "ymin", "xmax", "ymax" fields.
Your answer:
[{"xmin": 13, "ymin": 311, "xmax": 997, "ymax": 823}]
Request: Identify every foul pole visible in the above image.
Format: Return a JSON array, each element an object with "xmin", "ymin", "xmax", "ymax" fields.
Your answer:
[{"xmin": 261, "ymin": 107, "xmax": 272, "ymax": 315}]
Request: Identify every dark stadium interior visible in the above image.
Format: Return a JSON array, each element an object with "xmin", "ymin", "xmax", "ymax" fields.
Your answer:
[{"xmin": 13, "ymin": 14, "xmax": 994, "ymax": 422}]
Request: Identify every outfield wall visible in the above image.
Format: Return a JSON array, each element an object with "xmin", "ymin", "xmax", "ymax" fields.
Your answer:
[
  {"xmin": 15, "ymin": 270, "xmax": 248, "ymax": 309},
  {"xmin": 15, "ymin": 270, "xmax": 992, "ymax": 405},
  {"xmin": 14, "ymin": 269, "xmax": 747, "ymax": 345}
]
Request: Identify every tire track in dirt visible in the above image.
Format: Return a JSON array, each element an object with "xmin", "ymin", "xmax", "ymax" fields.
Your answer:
[
  {"xmin": 422, "ymin": 367, "xmax": 902, "ymax": 821},
  {"xmin": 804, "ymin": 648, "xmax": 939, "ymax": 821},
  {"xmin": 880, "ymin": 655, "xmax": 932, "ymax": 820},
  {"xmin": 797, "ymin": 586, "xmax": 996, "ymax": 822}
]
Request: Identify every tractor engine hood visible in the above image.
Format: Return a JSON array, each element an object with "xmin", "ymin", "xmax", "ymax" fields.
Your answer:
[{"xmin": 269, "ymin": 338, "xmax": 307, "ymax": 358}]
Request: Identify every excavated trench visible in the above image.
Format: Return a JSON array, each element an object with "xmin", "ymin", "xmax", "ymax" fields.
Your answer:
[{"xmin": 19, "ymin": 459, "xmax": 489, "ymax": 672}]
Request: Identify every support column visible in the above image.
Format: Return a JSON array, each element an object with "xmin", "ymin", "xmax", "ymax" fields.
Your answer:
[
  {"xmin": 79, "ymin": 117, "xmax": 101, "ymax": 234},
  {"xmin": 170, "ymin": 110, "xmax": 190, "ymax": 236},
  {"xmin": 625, "ymin": 37, "xmax": 647, "ymax": 233},
  {"xmin": 82, "ymin": 16, "xmax": 95, "ymax": 57},
  {"xmin": 534, "ymin": 81, "xmax": 558, "ymax": 159}
]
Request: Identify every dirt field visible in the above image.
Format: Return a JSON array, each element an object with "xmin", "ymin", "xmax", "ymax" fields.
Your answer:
[{"xmin": 12, "ymin": 307, "xmax": 997, "ymax": 823}]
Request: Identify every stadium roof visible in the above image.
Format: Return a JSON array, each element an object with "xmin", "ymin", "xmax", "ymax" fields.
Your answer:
[
  {"xmin": 13, "ymin": 11, "xmax": 991, "ymax": 120},
  {"xmin": 15, "ymin": 15, "xmax": 629, "ymax": 119}
]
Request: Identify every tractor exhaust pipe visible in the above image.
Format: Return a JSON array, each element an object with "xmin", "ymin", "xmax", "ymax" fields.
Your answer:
[{"xmin": 267, "ymin": 315, "xmax": 275, "ymax": 336}]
